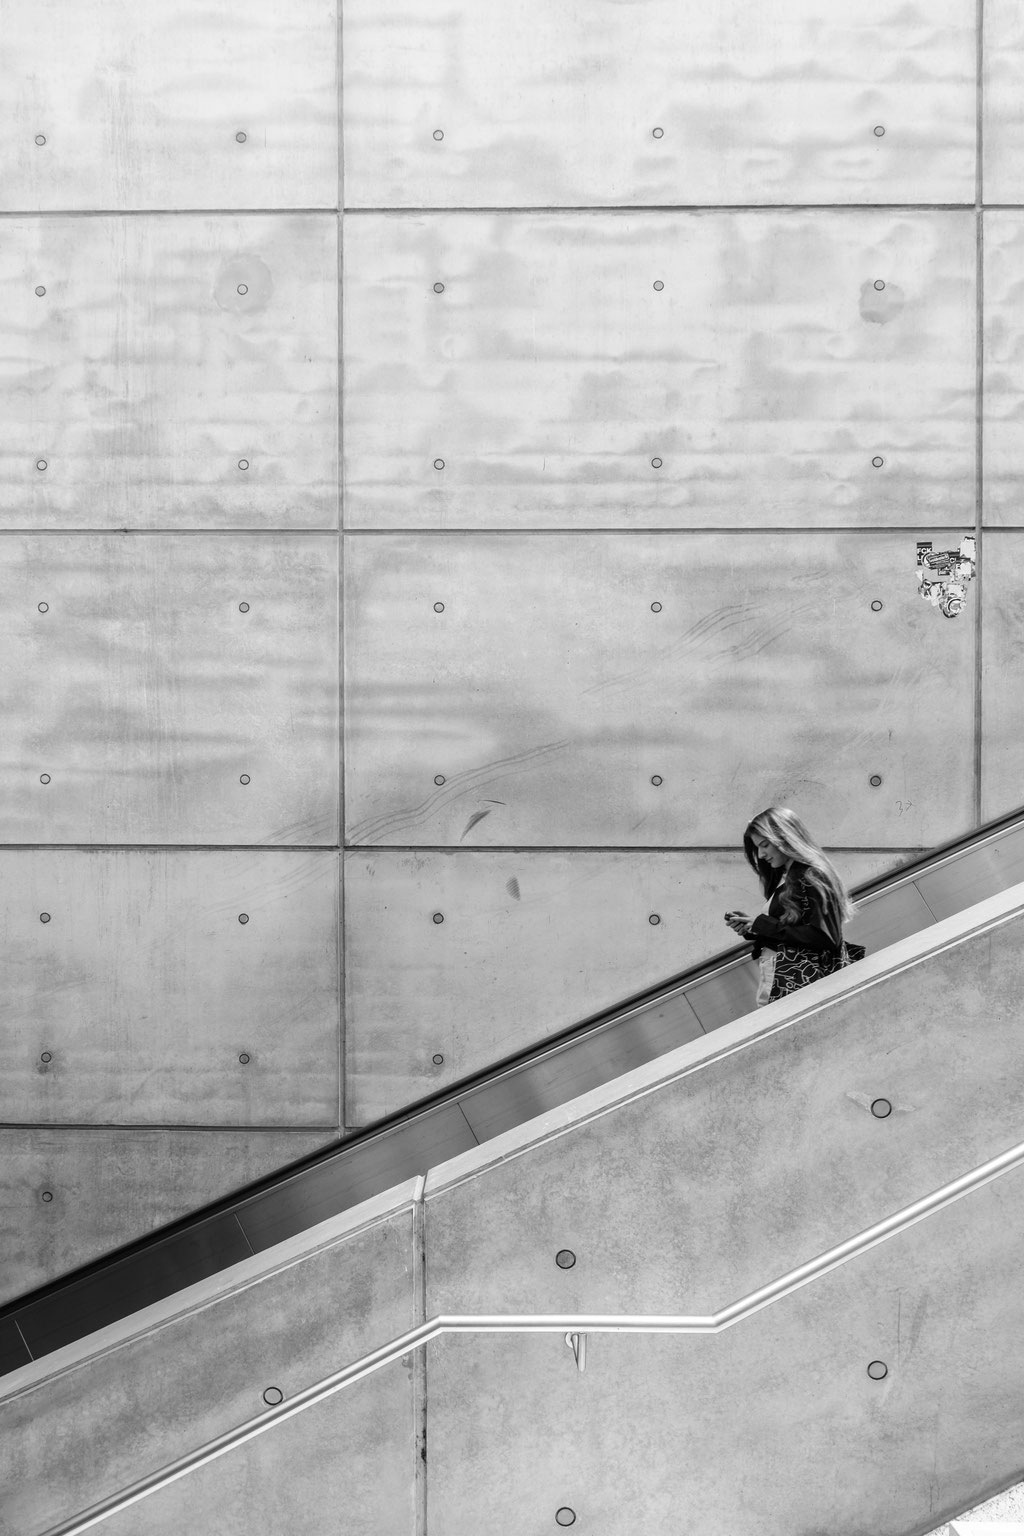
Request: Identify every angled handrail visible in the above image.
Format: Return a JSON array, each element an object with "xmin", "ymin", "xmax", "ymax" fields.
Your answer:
[{"xmin": 36, "ymin": 1134, "xmax": 1024, "ymax": 1536}]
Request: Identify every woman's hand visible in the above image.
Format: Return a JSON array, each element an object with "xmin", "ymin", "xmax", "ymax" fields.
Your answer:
[{"xmin": 724, "ymin": 911, "xmax": 752, "ymax": 936}]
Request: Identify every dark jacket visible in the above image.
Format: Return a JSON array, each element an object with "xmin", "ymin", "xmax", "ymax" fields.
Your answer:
[{"xmin": 746, "ymin": 865, "xmax": 840, "ymax": 957}]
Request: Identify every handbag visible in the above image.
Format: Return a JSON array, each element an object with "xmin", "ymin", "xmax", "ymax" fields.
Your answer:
[{"xmin": 769, "ymin": 878, "xmax": 867, "ymax": 1001}]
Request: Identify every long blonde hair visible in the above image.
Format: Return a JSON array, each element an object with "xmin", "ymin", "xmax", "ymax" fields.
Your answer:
[{"xmin": 743, "ymin": 807, "xmax": 856, "ymax": 945}]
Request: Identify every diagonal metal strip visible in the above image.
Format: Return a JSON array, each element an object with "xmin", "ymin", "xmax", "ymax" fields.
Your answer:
[{"xmin": 36, "ymin": 1134, "xmax": 1024, "ymax": 1536}]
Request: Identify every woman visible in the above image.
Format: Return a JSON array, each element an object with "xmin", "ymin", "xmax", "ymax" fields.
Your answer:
[{"xmin": 724, "ymin": 806, "xmax": 864, "ymax": 1006}]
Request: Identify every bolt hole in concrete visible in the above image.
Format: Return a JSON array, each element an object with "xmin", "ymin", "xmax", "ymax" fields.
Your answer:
[
  {"xmin": 36, "ymin": 460, "xmax": 47, "ymax": 471},
  {"xmin": 35, "ymin": 286, "xmax": 46, "ymax": 296},
  {"xmin": 432, "ymin": 1053, "xmax": 445, "ymax": 1066},
  {"xmin": 433, "ymin": 128, "xmax": 444, "ymax": 140},
  {"xmin": 871, "ymin": 600, "xmax": 883, "ymax": 612},
  {"xmin": 434, "ymin": 775, "xmax": 446, "ymax": 785},
  {"xmin": 873, "ymin": 124, "xmax": 886, "ymax": 136},
  {"xmin": 649, "ymin": 914, "xmax": 661, "ymax": 925},
  {"xmin": 262, "ymin": 1387, "xmax": 284, "ymax": 1406},
  {"xmin": 236, "ymin": 131, "xmax": 247, "ymax": 143},
  {"xmin": 433, "ymin": 458, "xmax": 445, "ymax": 470},
  {"xmin": 653, "ymin": 280, "xmax": 664, "ymax": 291},
  {"xmin": 38, "ymin": 601, "xmax": 49, "ymax": 612},
  {"xmin": 238, "ymin": 459, "xmax": 249, "ymax": 470},
  {"xmin": 651, "ymin": 775, "xmax": 663, "ymax": 786},
  {"xmin": 35, "ymin": 133, "xmax": 46, "ymax": 145},
  {"xmin": 433, "ymin": 282, "xmax": 445, "ymax": 293},
  {"xmin": 432, "ymin": 913, "xmax": 445, "ymax": 924},
  {"xmin": 555, "ymin": 1510, "xmax": 577, "ymax": 1526},
  {"xmin": 871, "ymin": 1098, "xmax": 893, "ymax": 1118},
  {"xmin": 40, "ymin": 1052, "xmax": 52, "ymax": 1063},
  {"xmin": 39, "ymin": 774, "xmax": 51, "ymax": 784},
  {"xmin": 555, "ymin": 1250, "xmax": 576, "ymax": 1269},
  {"xmin": 40, "ymin": 913, "xmax": 51, "ymax": 923},
  {"xmin": 872, "ymin": 456, "xmax": 884, "ymax": 467},
  {"xmin": 867, "ymin": 1361, "xmax": 888, "ymax": 1380},
  {"xmin": 870, "ymin": 775, "xmax": 882, "ymax": 787},
  {"xmin": 433, "ymin": 602, "xmax": 445, "ymax": 612},
  {"xmin": 651, "ymin": 457, "xmax": 663, "ymax": 468},
  {"xmin": 238, "ymin": 602, "xmax": 250, "ymax": 612},
  {"xmin": 41, "ymin": 1191, "xmax": 54, "ymax": 1204},
  {"xmin": 239, "ymin": 1053, "xmax": 251, "ymax": 1065},
  {"xmin": 214, "ymin": 256, "xmax": 273, "ymax": 311},
  {"xmin": 651, "ymin": 601, "xmax": 662, "ymax": 612},
  {"xmin": 238, "ymin": 913, "xmax": 249, "ymax": 924},
  {"xmin": 652, "ymin": 126, "xmax": 664, "ymax": 138},
  {"xmin": 239, "ymin": 774, "xmax": 250, "ymax": 784}
]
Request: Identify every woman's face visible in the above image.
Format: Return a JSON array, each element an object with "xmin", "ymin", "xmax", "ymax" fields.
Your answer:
[{"xmin": 754, "ymin": 832, "xmax": 788, "ymax": 869}]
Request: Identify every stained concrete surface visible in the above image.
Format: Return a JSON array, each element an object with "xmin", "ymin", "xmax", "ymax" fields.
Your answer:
[
  {"xmin": 984, "ymin": 218, "xmax": 1024, "ymax": 528},
  {"xmin": 343, "ymin": 0, "xmax": 975, "ymax": 207},
  {"xmin": 984, "ymin": 0, "xmax": 1024, "ymax": 204},
  {"xmin": 1, "ymin": 0, "xmax": 338, "ymax": 211},
  {"xmin": 0, "ymin": 536, "xmax": 339, "ymax": 844},
  {"xmin": 1, "ymin": 215, "xmax": 338, "ymax": 528},
  {"xmin": 344, "ymin": 848, "xmax": 903, "ymax": 1124},
  {"xmin": 425, "ymin": 1170, "xmax": 1024, "ymax": 1536},
  {"xmin": 0, "ymin": 1205, "xmax": 416, "ymax": 1536},
  {"xmin": 981, "ymin": 534, "xmax": 1024, "ymax": 826},
  {"xmin": 344, "ymin": 532, "xmax": 975, "ymax": 851},
  {"xmin": 0, "ymin": 1127, "xmax": 337, "ymax": 1303},
  {"xmin": 0, "ymin": 850, "xmax": 340, "ymax": 1126},
  {"xmin": 343, "ymin": 209, "xmax": 975, "ymax": 530},
  {"xmin": 425, "ymin": 913, "xmax": 1024, "ymax": 1316}
]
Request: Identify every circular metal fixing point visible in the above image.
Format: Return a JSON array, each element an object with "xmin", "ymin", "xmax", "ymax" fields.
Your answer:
[
  {"xmin": 238, "ymin": 913, "xmax": 249, "ymax": 924},
  {"xmin": 432, "ymin": 912, "xmax": 445, "ymax": 924},
  {"xmin": 555, "ymin": 1249, "xmax": 576, "ymax": 1270},
  {"xmin": 873, "ymin": 279, "xmax": 886, "ymax": 291},
  {"xmin": 38, "ymin": 602, "xmax": 49, "ymax": 612},
  {"xmin": 870, "ymin": 600, "xmax": 883, "ymax": 612},
  {"xmin": 433, "ymin": 282, "xmax": 445, "ymax": 293},
  {"xmin": 432, "ymin": 1053, "xmax": 445, "ymax": 1065},
  {"xmin": 873, "ymin": 125, "xmax": 886, "ymax": 136},
  {"xmin": 555, "ymin": 1509, "xmax": 577, "ymax": 1527},
  {"xmin": 433, "ymin": 602, "xmax": 445, "ymax": 612},
  {"xmin": 39, "ymin": 774, "xmax": 51, "ymax": 784},
  {"xmin": 41, "ymin": 1190, "xmax": 54, "ymax": 1203},
  {"xmin": 35, "ymin": 134, "xmax": 46, "ymax": 146},
  {"xmin": 652, "ymin": 126, "xmax": 664, "ymax": 138},
  {"xmin": 238, "ymin": 459, "xmax": 249, "ymax": 471},
  {"xmin": 653, "ymin": 280, "xmax": 664, "ymax": 291},
  {"xmin": 35, "ymin": 286, "xmax": 46, "ymax": 297},
  {"xmin": 869, "ymin": 774, "xmax": 883, "ymax": 787},
  {"xmin": 262, "ymin": 1387, "xmax": 284, "ymax": 1406},
  {"xmin": 433, "ymin": 128, "xmax": 444, "ymax": 140},
  {"xmin": 239, "ymin": 1053, "xmax": 251, "ymax": 1065},
  {"xmin": 40, "ymin": 913, "xmax": 51, "ymax": 924},
  {"xmin": 433, "ymin": 458, "xmax": 445, "ymax": 470},
  {"xmin": 871, "ymin": 1098, "xmax": 893, "ymax": 1118},
  {"xmin": 872, "ymin": 456, "xmax": 885, "ymax": 468},
  {"xmin": 867, "ymin": 1360, "xmax": 888, "ymax": 1381},
  {"xmin": 237, "ymin": 283, "xmax": 248, "ymax": 295},
  {"xmin": 649, "ymin": 913, "xmax": 661, "ymax": 925},
  {"xmin": 651, "ymin": 601, "xmax": 663, "ymax": 613},
  {"xmin": 239, "ymin": 774, "xmax": 250, "ymax": 784},
  {"xmin": 651, "ymin": 457, "xmax": 663, "ymax": 468},
  {"xmin": 36, "ymin": 460, "xmax": 47, "ymax": 471},
  {"xmin": 651, "ymin": 775, "xmax": 663, "ymax": 786},
  {"xmin": 40, "ymin": 1052, "xmax": 52, "ymax": 1063},
  {"xmin": 236, "ymin": 131, "xmax": 248, "ymax": 143},
  {"xmin": 434, "ymin": 774, "xmax": 446, "ymax": 786},
  {"xmin": 239, "ymin": 601, "xmax": 250, "ymax": 612}
]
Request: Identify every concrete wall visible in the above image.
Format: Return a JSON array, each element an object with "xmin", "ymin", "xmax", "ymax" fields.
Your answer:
[
  {"xmin": 5, "ymin": 892, "xmax": 1024, "ymax": 1535},
  {"xmin": 2, "ymin": 0, "xmax": 1021, "ymax": 1295}
]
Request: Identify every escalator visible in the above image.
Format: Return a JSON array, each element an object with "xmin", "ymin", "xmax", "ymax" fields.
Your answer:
[{"xmin": 3, "ymin": 803, "xmax": 1024, "ymax": 1380}]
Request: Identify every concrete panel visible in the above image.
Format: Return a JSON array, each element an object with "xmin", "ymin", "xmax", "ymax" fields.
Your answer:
[
  {"xmin": 96, "ymin": 1370, "xmax": 415, "ymax": 1536},
  {"xmin": 984, "ymin": 214, "xmax": 1024, "ymax": 529},
  {"xmin": 426, "ymin": 1171, "xmax": 1024, "ymax": 1536},
  {"xmin": 1, "ymin": 215, "xmax": 337, "ymax": 529},
  {"xmin": 344, "ymin": 533, "xmax": 975, "ymax": 850},
  {"xmin": 985, "ymin": 0, "xmax": 1024, "ymax": 204},
  {"xmin": 425, "ymin": 913, "xmax": 1024, "ymax": 1317},
  {"xmin": 1, "ymin": 1, "xmax": 337, "ymax": 212},
  {"xmin": 0, "ymin": 851, "xmax": 339, "ymax": 1126},
  {"xmin": 981, "ymin": 534, "xmax": 1024, "ymax": 825},
  {"xmin": 0, "ymin": 537, "xmax": 338, "ymax": 844},
  {"xmin": 0, "ymin": 1127, "xmax": 336, "ymax": 1304},
  {"xmin": 343, "ymin": 0, "xmax": 975, "ymax": 209},
  {"xmin": 1, "ymin": 1206, "xmax": 416, "ymax": 1536},
  {"xmin": 343, "ymin": 211, "xmax": 976, "ymax": 530},
  {"xmin": 344, "ymin": 850, "xmax": 896, "ymax": 1125}
]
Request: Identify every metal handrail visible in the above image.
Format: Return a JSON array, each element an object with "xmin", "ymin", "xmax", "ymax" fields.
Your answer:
[{"xmin": 37, "ymin": 1135, "xmax": 1024, "ymax": 1536}]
